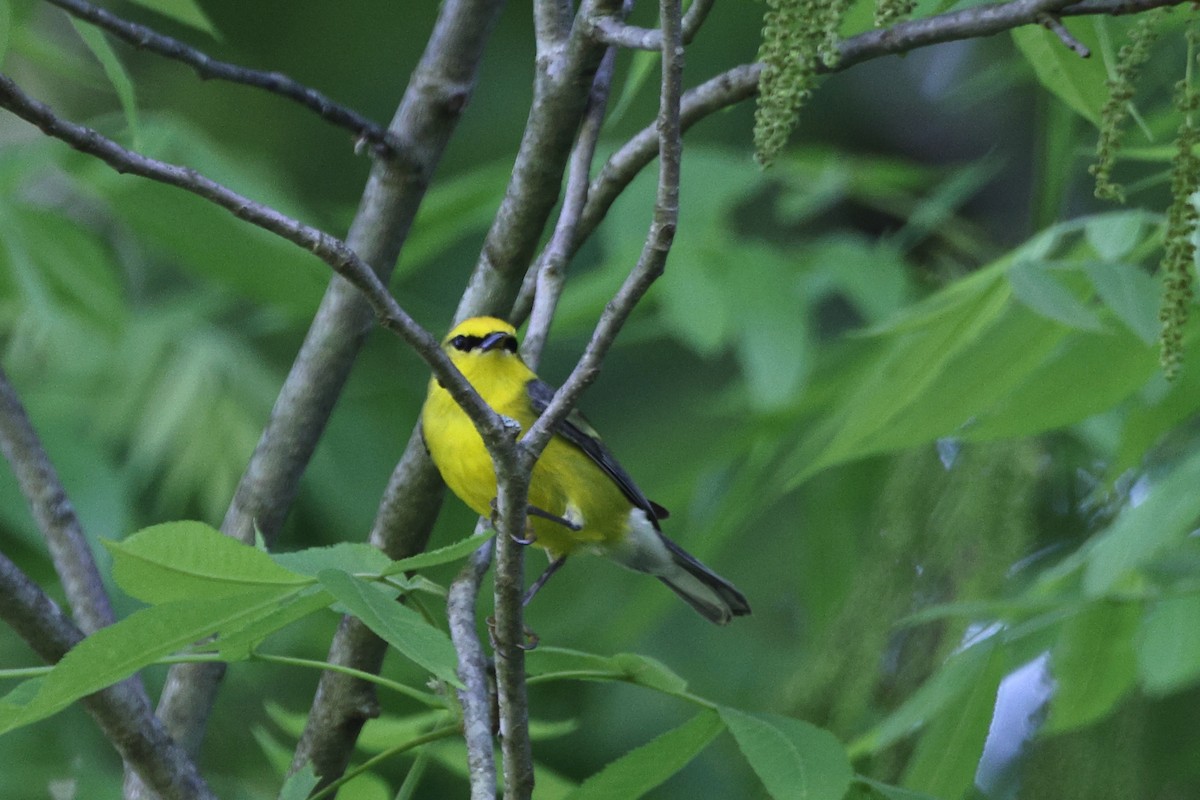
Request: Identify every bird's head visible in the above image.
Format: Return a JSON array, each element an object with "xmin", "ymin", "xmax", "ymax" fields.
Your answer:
[{"xmin": 442, "ymin": 317, "xmax": 520, "ymax": 364}]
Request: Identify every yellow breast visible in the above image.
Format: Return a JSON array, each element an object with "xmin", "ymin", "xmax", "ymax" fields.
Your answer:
[{"xmin": 421, "ymin": 353, "xmax": 632, "ymax": 558}]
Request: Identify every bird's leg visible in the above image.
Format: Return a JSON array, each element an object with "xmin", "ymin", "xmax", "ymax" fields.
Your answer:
[
  {"xmin": 525, "ymin": 505, "xmax": 583, "ymax": 532},
  {"xmin": 488, "ymin": 498, "xmax": 537, "ymax": 545},
  {"xmin": 523, "ymin": 555, "xmax": 568, "ymax": 607}
]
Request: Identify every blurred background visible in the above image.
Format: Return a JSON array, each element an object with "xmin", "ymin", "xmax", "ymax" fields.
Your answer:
[{"xmin": 1, "ymin": 0, "xmax": 1199, "ymax": 798}]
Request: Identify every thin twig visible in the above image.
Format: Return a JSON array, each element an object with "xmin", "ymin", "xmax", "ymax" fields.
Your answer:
[
  {"xmin": 447, "ymin": 537, "xmax": 497, "ymax": 800},
  {"xmin": 454, "ymin": 0, "xmax": 625, "ymax": 321},
  {"xmin": 1037, "ymin": 12, "xmax": 1092, "ymax": 55},
  {"xmin": 520, "ymin": 0, "xmax": 684, "ymax": 462},
  {"xmin": 588, "ymin": 0, "xmax": 714, "ymax": 49},
  {"xmin": 0, "ymin": 551, "xmax": 216, "ymax": 800},
  {"xmin": 0, "ymin": 73, "xmax": 506, "ymax": 463},
  {"xmin": 518, "ymin": 45, "xmax": 620, "ymax": 365},
  {"xmin": 576, "ymin": 0, "xmax": 1188, "ymax": 255},
  {"xmin": 43, "ymin": 0, "xmax": 398, "ymax": 157}
]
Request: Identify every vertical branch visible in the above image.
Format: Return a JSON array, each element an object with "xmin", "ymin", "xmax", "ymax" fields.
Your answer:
[
  {"xmin": 519, "ymin": 45, "xmax": 620, "ymax": 365},
  {"xmin": 520, "ymin": 0, "xmax": 684, "ymax": 457},
  {"xmin": 143, "ymin": 0, "xmax": 506, "ymax": 786},
  {"xmin": 448, "ymin": 536, "xmax": 498, "ymax": 800},
  {"xmin": 490, "ymin": 456, "xmax": 535, "ymax": 800},
  {"xmin": 454, "ymin": 0, "xmax": 623, "ymax": 320}
]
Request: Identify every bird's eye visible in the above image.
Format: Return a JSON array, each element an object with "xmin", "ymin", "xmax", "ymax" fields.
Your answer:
[{"xmin": 450, "ymin": 335, "xmax": 481, "ymax": 351}]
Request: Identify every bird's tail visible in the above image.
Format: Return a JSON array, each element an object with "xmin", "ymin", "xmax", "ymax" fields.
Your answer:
[{"xmin": 656, "ymin": 535, "xmax": 751, "ymax": 625}]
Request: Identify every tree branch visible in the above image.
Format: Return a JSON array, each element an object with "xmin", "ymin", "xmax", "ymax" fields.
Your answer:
[
  {"xmin": 0, "ymin": 366, "xmax": 114, "ymax": 635},
  {"xmin": 453, "ymin": 0, "xmax": 624, "ymax": 320},
  {"xmin": 577, "ymin": 0, "xmax": 1188, "ymax": 251},
  {"xmin": 587, "ymin": 0, "xmax": 713, "ymax": 49},
  {"xmin": 520, "ymin": 0, "xmax": 684, "ymax": 461},
  {"xmin": 517, "ymin": 45, "xmax": 619, "ymax": 365},
  {"xmin": 0, "ymin": 366, "xmax": 161, "ymax": 794},
  {"xmin": 288, "ymin": 427, "xmax": 448, "ymax": 789},
  {"xmin": 0, "ymin": 551, "xmax": 216, "ymax": 800},
  {"xmin": 42, "ymin": 0, "xmax": 398, "ymax": 158},
  {"xmin": 447, "ymin": 536, "xmax": 497, "ymax": 800}
]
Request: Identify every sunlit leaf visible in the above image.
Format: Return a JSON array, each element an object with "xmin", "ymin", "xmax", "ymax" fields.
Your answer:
[
  {"xmin": 564, "ymin": 711, "xmax": 724, "ymax": 800},
  {"xmin": 273, "ymin": 542, "xmax": 392, "ymax": 578},
  {"xmin": 215, "ymin": 587, "xmax": 335, "ymax": 661},
  {"xmin": 107, "ymin": 520, "xmax": 310, "ymax": 603},
  {"xmin": 0, "ymin": 587, "xmax": 297, "ymax": 734}
]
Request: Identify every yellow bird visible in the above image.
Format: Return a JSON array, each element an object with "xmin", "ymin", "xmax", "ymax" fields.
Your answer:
[{"xmin": 421, "ymin": 316, "xmax": 750, "ymax": 624}]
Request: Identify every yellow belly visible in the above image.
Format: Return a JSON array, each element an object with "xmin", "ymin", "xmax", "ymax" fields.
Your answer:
[{"xmin": 422, "ymin": 377, "xmax": 632, "ymax": 558}]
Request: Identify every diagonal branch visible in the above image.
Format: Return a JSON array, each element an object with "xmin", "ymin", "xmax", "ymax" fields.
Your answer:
[
  {"xmin": 0, "ymin": 551, "xmax": 216, "ymax": 800},
  {"xmin": 0, "ymin": 366, "xmax": 114, "ymax": 635},
  {"xmin": 453, "ymin": 0, "xmax": 624, "ymax": 320},
  {"xmin": 518, "ymin": 44, "xmax": 620, "ymax": 366},
  {"xmin": 0, "ymin": 72, "xmax": 506, "ymax": 457},
  {"xmin": 520, "ymin": 0, "xmax": 684, "ymax": 462},
  {"xmin": 577, "ymin": 0, "xmax": 1189, "ymax": 252},
  {"xmin": 42, "ymin": 0, "xmax": 398, "ymax": 157}
]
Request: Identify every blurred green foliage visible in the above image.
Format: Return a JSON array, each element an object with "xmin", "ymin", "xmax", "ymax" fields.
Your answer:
[{"xmin": 1, "ymin": 0, "xmax": 1200, "ymax": 799}]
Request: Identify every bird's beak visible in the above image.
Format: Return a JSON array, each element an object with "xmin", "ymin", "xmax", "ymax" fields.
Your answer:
[{"xmin": 480, "ymin": 332, "xmax": 513, "ymax": 352}]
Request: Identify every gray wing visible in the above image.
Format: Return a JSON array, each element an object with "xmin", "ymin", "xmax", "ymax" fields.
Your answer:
[{"xmin": 525, "ymin": 379, "xmax": 669, "ymax": 527}]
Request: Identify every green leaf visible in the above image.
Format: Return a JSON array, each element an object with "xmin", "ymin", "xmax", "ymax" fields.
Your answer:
[
  {"xmin": 317, "ymin": 569, "xmax": 461, "ymax": 688},
  {"xmin": 856, "ymin": 776, "xmax": 940, "ymax": 800},
  {"xmin": 526, "ymin": 647, "xmax": 689, "ymax": 695},
  {"xmin": 1084, "ymin": 448, "xmax": 1200, "ymax": 597},
  {"xmin": 273, "ymin": 543, "xmax": 392, "ymax": 578},
  {"xmin": 1007, "ymin": 262, "xmax": 1102, "ymax": 332},
  {"xmin": 1044, "ymin": 601, "xmax": 1140, "ymax": 734},
  {"xmin": 902, "ymin": 643, "xmax": 1006, "ymax": 798},
  {"xmin": 720, "ymin": 708, "xmax": 853, "ymax": 800},
  {"xmin": 1084, "ymin": 213, "xmax": 1147, "ymax": 262},
  {"xmin": 1083, "ymin": 261, "xmax": 1160, "ymax": 345},
  {"xmin": 563, "ymin": 711, "xmax": 724, "ymax": 800},
  {"xmin": 380, "ymin": 532, "xmax": 494, "ymax": 576},
  {"xmin": 107, "ymin": 521, "xmax": 310, "ymax": 603},
  {"xmin": 1138, "ymin": 594, "xmax": 1200, "ymax": 695},
  {"xmin": 852, "ymin": 639, "xmax": 998, "ymax": 755},
  {"xmin": 1011, "ymin": 22, "xmax": 1109, "ymax": 125},
  {"xmin": 215, "ymin": 587, "xmax": 335, "ymax": 661},
  {"xmin": 69, "ymin": 20, "xmax": 140, "ymax": 146},
  {"xmin": 279, "ymin": 762, "xmax": 320, "ymax": 800},
  {"xmin": 0, "ymin": 587, "xmax": 296, "ymax": 734},
  {"xmin": 127, "ymin": 0, "xmax": 218, "ymax": 36}
]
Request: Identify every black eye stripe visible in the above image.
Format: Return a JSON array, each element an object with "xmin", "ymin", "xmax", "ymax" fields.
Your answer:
[
  {"xmin": 450, "ymin": 334, "xmax": 482, "ymax": 351},
  {"xmin": 449, "ymin": 333, "xmax": 519, "ymax": 352}
]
